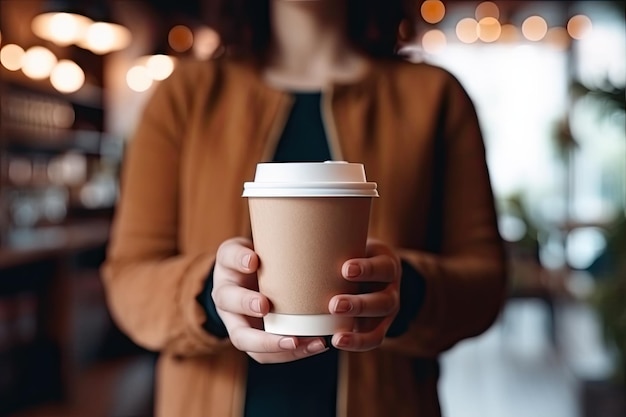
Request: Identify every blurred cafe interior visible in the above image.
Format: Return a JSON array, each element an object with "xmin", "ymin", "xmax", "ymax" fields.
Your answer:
[{"xmin": 0, "ymin": 1, "xmax": 624, "ymax": 416}]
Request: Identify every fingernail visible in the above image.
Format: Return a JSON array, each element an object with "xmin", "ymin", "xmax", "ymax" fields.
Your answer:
[
  {"xmin": 250, "ymin": 298, "xmax": 261, "ymax": 314},
  {"xmin": 241, "ymin": 254, "xmax": 251, "ymax": 269},
  {"xmin": 335, "ymin": 334, "xmax": 350, "ymax": 347},
  {"xmin": 334, "ymin": 299, "xmax": 353, "ymax": 314},
  {"xmin": 306, "ymin": 340, "xmax": 328, "ymax": 354},
  {"xmin": 279, "ymin": 337, "xmax": 297, "ymax": 350},
  {"xmin": 346, "ymin": 264, "xmax": 361, "ymax": 278}
]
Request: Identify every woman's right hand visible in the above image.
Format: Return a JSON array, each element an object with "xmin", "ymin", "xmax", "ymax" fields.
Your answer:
[{"xmin": 212, "ymin": 237, "xmax": 329, "ymax": 363}]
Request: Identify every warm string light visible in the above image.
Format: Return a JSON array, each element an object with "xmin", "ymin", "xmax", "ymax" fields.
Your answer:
[
  {"xmin": 0, "ymin": 6, "xmax": 131, "ymax": 93},
  {"xmin": 22, "ymin": 46, "xmax": 58, "ymax": 80},
  {"xmin": 31, "ymin": 11, "xmax": 131, "ymax": 54},
  {"xmin": 522, "ymin": 16, "xmax": 548, "ymax": 42},
  {"xmin": 477, "ymin": 17, "xmax": 501, "ymax": 43},
  {"xmin": 420, "ymin": 0, "xmax": 445, "ymax": 25},
  {"xmin": 0, "ymin": 43, "xmax": 85, "ymax": 93},
  {"xmin": 421, "ymin": 29, "xmax": 447, "ymax": 54},
  {"xmin": 126, "ymin": 65, "xmax": 153, "ymax": 92},
  {"xmin": 415, "ymin": 1, "xmax": 592, "ymax": 47},
  {"xmin": 475, "ymin": 2, "xmax": 500, "ymax": 20},
  {"xmin": 76, "ymin": 21, "xmax": 132, "ymax": 55},
  {"xmin": 31, "ymin": 12, "xmax": 92, "ymax": 47},
  {"xmin": 50, "ymin": 60, "xmax": 85, "ymax": 93},
  {"xmin": 567, "ymin": 14, "xmax": 593, "ymax": 40},
  {"xmin": 168, "ymin": 25, "xmax": 194, "ymax": 53},
  {"xmin": 1, "ymin": 44, "xmax": 25, "ymax": 71},
  {"xmin": 456, "ymin": 18, "xmax": 479, "ymax": 44},
  {"xmin": 126, "ymin": 25, "xmax": 220, "ymax": 93}
]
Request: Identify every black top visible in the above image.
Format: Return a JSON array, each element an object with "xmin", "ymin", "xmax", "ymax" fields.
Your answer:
[{"xmin": 271, "ymin": 91, "xmax": 332, "ymax": 163}]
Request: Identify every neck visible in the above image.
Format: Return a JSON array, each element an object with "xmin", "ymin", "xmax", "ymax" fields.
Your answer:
[{"xmin": 266, "ymin": 0, "xmax": 366, "ymax": 89}]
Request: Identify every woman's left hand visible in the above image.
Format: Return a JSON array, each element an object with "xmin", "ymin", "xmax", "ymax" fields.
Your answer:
[{"xmin": 329, "ymin": 239, "xmax": 401, "ymax": 351}]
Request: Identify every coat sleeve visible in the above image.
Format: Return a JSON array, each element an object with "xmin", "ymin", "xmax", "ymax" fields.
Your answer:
[
  {"xmin": 101, "ymin": 62, "xmax": 229, "ymax": 357},
  {"xmin": 383, "ymin": 71, "xmax": 508, "ymax": 357}
]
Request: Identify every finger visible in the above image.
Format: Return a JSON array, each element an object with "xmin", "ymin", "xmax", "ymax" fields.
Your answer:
[
  {"xmin": 212, "ymin": 284, "xmax": 270, "ymax": 318},
  {"xmin": 342, "ymin": 254, "xmax": 397, "ymax": 283},
  {"xmin": 329, "ymin": 290, "xmax": 398, "ymax": 317},
  {"xmin": 225, "ymin": 316, "xmax": 328, "ymax": 358},
  {"xmin": 216, "ymin": 238, "xmax": 259, "ymax": 274},
  {"xmin": 235, "ymin": 330, "xmax": 298, "ymax": 354},
  {"xmin": 331, "ymin": 328, "xmax": 386, "ymax": 352},
  {"xmin": 248, "ymin": 337, "xmax": 329, "ymax": 364},
  {"xmin": 226, "ymin": 318, "xmax": 299, "ymax": 353}
]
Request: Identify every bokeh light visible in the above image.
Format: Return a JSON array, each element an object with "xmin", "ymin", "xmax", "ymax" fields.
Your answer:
[
  {"xmin": 31, "ymin": 12, "xmax": 91, "ymax": 46},
  {"xmin": 79, "ymin": 22, "xmax": 132, "ymax": 54},
  {"xmin": 422, "ymin": 29, "xmax": 447, "ymax": 54},
  {"xmin": 21, "ymin": 46, "xmax": 57, "ymax": 80},
  {"xmin": 168, "ymin": 25, "xmax": 194, "ymax": 53},
  {"xmin": 126, "ymin": 65, "xmax": 153, "ymax": 92},
  {"xmin": 50, "ymin": 60, "xmax": 85, "ymax": 93},
  {"xmin": 1, "ymin": 44, "xmax": 25, "ymax": 71},
  {"xmin": 567, "ymin": 14, "xmax": 592, "ymax": 40},
  {"xmin": 145, "ymin": 54, "xmax": 176, "ymax": 81},
  {"xmin": 420, "ymin": 0, "xmax": 446, "ymax": 24},
  {"xmin": 477, "ymin": 17, "xmax": 501, "ymax": 43},
  {"xmin": 475, "ymin": 2, "xmax": 500, "ymax": 20},
  {"xmin": 522, "ymin": 16, "xmax": 548, "ymax": 42},
  {"xmin": 193, "ymin": 26, "xmax": 220, "ymax": 60},
  {"xmin": 456, "ymin": 18, "xmax": 479, "ymax": 44}
]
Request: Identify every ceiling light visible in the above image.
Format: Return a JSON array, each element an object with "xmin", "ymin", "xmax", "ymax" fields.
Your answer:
[
  {"xmin": 50, "ymin": 59, "xmax": 85, "ymax": 93},
  {"xmin": 32, "ymin": 1, "xmax": 132, "ymax": 54},
  {"xmin": 22, "ymin": 46, "xmax": 57, "ymax": 80},
  {"xmin": 31, "ymin": 12, "xmax": 92, "ymax": 46}
]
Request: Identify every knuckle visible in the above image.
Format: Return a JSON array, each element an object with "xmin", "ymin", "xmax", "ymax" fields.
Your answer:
[
  {"xmin": 386, "ymin": 292, "xmax": 400, "ymax": 314},
  {"xmin": 262, "ymin": 337, "xmax": 277, "ymax": 352},
  {"xmin": 360, "ymin": 261, "xmax": 373, "ymax": 277},
  {"xmin": 216, "ymin": 240, "xmax": 233, "ymax": 262},
  {"xmin": 355, "ymin": 335, "xmax": 369, "ymax": 351},
  {"xmin": 381, "ymin": 256, "xmax": 396, "ymax": 279},
  {"xmin": 351, "ymin": 298, "xmax": 364, "ymax": 315},
  {"xmin": 211, "ymin": 288, "xmax": 224, "ymax": 309},
  {"xmin": 364, "ymin": 332, "xmax": 384, "ymax": 351},
  {"xmin": 240, "ymin": 295, "xmax": 254, "ymax": 314},
  {"xmin": 380, "ymin": 299, "xmax": 394, "ymax": 315},
  {"xmin": 229, "ymin": 330, "xmax": 244, "ymax": 350}
]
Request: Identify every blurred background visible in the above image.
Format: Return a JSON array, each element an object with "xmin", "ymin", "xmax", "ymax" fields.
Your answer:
[{"xmin": 0, "ymin": 1, "xmax": 624, "ymax": 416}]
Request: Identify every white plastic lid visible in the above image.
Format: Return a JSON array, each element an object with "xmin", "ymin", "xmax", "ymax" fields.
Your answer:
[{"xmin": 243, "ymin": 161, "xmax": 379, "ymax": 198}]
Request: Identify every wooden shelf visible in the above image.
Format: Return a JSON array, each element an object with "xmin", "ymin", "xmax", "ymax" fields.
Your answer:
[
  {"xmin": 0, "ymin": 220, "xmax": 110, "ymax": 270},
  {"xmin": 9, "ymin": 355, "xmax": 155, "ymax": 417}
]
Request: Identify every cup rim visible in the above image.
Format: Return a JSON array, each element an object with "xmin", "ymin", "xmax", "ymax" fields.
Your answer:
[{"xmin": 242, "ymin": 181, "xmax": 379, "ymax": 197}]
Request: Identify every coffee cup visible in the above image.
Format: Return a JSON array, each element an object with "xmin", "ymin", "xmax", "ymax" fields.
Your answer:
[{"xmin": 242, "ymin": 161, "xmax": 378, "ymax": 336}]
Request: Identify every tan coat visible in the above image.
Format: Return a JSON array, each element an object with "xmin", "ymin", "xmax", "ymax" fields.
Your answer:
[{"xmin": 102, "ymin": 57, "xmax": 507, "ymax": 417}]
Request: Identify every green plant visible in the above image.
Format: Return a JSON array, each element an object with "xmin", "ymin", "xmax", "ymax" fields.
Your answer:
[{"xmin": 591, "ymin": 218, "xmax": 626, "ymax": 385}]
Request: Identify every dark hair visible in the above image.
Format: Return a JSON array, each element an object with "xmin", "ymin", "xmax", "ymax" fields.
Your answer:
[{"xmin": 204, "ymin": 0, "xmax": 416, "ymax": 60}]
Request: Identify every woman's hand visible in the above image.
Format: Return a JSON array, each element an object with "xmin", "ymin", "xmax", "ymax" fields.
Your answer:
[
  {"xmin": 212, "ymin": 237, "xmax": 329, "ymax": 363},
  {"xmin": 329, "ymin": 239, "xmax": 401, "ymax": 351}
]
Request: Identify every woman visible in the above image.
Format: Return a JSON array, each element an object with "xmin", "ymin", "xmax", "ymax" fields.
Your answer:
[{"xmin": 102, "ymin": 0, "xmax": 507, "ymax": 416}]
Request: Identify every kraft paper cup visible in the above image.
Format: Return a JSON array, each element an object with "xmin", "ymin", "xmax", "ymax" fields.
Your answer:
[{"xmin": 243, "ymin": 161, "xmax": 378, "ymax": 336}]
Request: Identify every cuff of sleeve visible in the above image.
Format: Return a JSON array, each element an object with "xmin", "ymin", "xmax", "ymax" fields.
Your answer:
[
  {"xmin": 386, "ymin": 259, "xmax": 426, "ymax": 338},
  {"xmin": 197, "ymin": 264, "xmax": 229, "ymax": 338}
]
